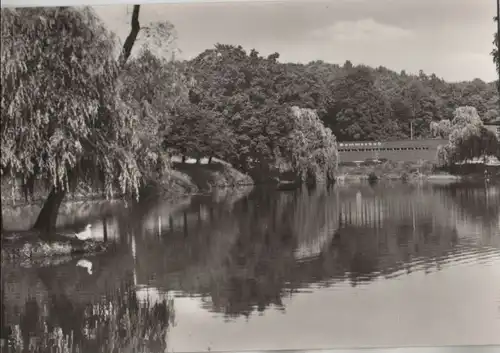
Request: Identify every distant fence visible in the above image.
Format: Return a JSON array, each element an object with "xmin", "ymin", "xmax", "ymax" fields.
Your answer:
[{"xmin": 337, "ymin": 139, "xmax": 448, "ymax": 163}]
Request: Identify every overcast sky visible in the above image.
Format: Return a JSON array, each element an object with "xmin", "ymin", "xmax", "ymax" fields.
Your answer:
[{"xmin": 93, "ymin": 0, "xmax": 498, "ymax": 83}]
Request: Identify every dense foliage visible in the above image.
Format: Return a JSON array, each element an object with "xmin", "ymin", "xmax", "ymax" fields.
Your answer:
[
  {"xmin": 178, "ymin": 45, "xmax": 498, "ymax": 173},
  {"xmin": 436, "ymin": 107, "xmax": 499, "ymax": 166},
  {"xmin": 493, "ymin": 15, "xmax": 499, "ymax": 95},
  {"xmin": 286, "ymin": 106, "xmax": 338, "ymax": 183},
  {"xmin": 183, "ymin": 50, "xmax": 498, "ymax": 146},
  {"xmin": 0, "ymin": 7, "xmax": 177, "ymax": 235},
  {"xmin": 118, "ymin": 49, "xmax": 190, "ymax": 184},
  {"xmin": 179, "ymin": 45, "xmax": 337, "ymax": 182},
  {"xmin": 1, "ymin": 7, "xmax": 150, "ymax": 199}
]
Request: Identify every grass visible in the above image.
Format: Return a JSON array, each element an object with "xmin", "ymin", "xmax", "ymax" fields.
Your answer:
[{"xmin": 0, "ymin": 230, "xmax": 109, "ymax": 264}]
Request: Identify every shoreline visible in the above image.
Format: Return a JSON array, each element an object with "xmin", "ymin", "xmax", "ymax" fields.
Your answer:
[
  {"xmin": 2, "ymin": 160, "xmax": 495, "ymax": 264},
  {"xmin": 336, "ymin": 173, "xmax": 463, "ymax": 182}
]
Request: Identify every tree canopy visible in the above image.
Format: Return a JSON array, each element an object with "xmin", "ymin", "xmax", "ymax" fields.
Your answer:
[
  {"xmin": 286, "ymin": 106, "xmax": 338, "ymax": 183},
  {"xmin": 1, "ymin": 7, "xmax": 149, "ymax": 199},
  {"xmin": 183, "ymin": 45, "xmax": 498, "ymax": 146},
  {"xmin": 492, "ymin": 15, "xmax": 499, "ymax": 95},
  {"xmin": 436, "ymin": 106, "xmax": 499, "ymax": 166},
  {"xmin": 0, "ymin": 6, "xmax": 179, "ymax": 235}
]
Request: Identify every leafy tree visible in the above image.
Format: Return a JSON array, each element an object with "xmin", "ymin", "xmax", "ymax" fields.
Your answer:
[
  {"xmin": 119, "ymin": 47, "xmax": 188, "ymax": 182},
  {"xmin": 0, "ymin": 6, "xmax": 168, "ymax": 237},
  {"xmin": 324, "ymin": 67, "xmax": 403, "ymax": 141},
  {"xmin": 183, "ymin": 45, "xmax": 496, "ymax": 147},
  {"xmin": 437, "ymin": 106, "xmax": 499, "ymax": 166},
  {"xmin": 430, "ymin": 119, "xmax": 451, "ymax": 139},
  {"xmin": 286, "ymin": 107, "xmax": 338, "ymax": 183},
  {"xmin": 400, "ymin": 80, "xmax": 443, "ymax": 138},
  {"xmin": 492, "ymin": 15, "xmax": 499, "ymax": 94},
  {"xmin": 165, "ymin": 100, "xmax": 234, "ymax": 163},
  {"xmin": 187, "ymin": 45, "xmax": 295, "ymax": 180}
]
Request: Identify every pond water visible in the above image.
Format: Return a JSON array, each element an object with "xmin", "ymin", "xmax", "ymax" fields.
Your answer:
[{"xmin": 1, "ymin": 182, "xmax": 500, "ymax": 352}]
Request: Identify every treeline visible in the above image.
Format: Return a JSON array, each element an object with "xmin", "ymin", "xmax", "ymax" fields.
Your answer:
[
  {"xmin": 160, "ymin": 44, "xmax": 499, "ymax": 177},
  {"xmin": 178, "ymin": 46, "xmax": 499, "ymax": 144}
]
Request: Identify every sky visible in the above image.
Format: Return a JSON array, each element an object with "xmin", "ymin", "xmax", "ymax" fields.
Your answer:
[{"xmin": 92, "ymin": 0, "xmax": 498, "ymax": 83}]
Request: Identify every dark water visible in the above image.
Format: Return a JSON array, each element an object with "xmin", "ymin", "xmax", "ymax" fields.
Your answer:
[{"xmin": 2, "ymin": 182, "xmax": 500, "ymax": 352}]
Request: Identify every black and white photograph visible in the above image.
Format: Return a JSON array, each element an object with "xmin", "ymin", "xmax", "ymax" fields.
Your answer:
[{"xmin": 1, "ymin": 0, "xmax": 500, "ymax": 352}]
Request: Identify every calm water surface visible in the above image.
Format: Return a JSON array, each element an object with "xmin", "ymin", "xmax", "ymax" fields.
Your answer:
[{"xmin": 2, "ymin": 182, "xmax": 500, "ymax": 352}]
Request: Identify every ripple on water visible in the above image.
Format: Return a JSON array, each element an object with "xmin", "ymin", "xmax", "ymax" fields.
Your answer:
[{"xmin": 1, "ymin": 182, "xmax": 500, "ymax": 351}]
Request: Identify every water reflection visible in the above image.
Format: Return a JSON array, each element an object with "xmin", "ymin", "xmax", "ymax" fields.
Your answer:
[{"xmin": 2, "ymin": 183, "xmax": 500, "ymax": 352}]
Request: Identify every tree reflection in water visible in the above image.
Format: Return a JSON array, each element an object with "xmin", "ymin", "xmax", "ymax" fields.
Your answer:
[
  {"xmin": 153, "ymin": 183, "xmax": 500, "ymax": 318},
  {"xmin": 2, "ymin": 182, "xmax": 499, "ymax": 349},
  {"xmin": 4, "ymin": 277, "xmax": 174, "ymax": 353}
]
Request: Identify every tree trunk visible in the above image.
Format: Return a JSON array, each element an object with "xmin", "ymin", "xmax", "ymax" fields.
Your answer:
[
  {"xmin": 32, "ymin": 186, "xmax": 67, "ymax": 239},
  {"xmin": 119, "ymin": 5, "xmax": 141, "ymax": 68},
  {"xmin": 181, "ymin": 155, "xmax": 186, "ymax": 163},
  {"xmin": 208, "ymin": 156, "xmax": 213, "ymax": 164}
]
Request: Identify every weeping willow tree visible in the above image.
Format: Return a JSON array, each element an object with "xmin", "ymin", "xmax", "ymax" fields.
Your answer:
[
  {"xmin": 0, "ymin": 6, "xmax": 168, "ymax": 238},
  {"xmin": 436, "ymin": 106, "xmax": 499, "ymax": 167},
  {"xmin": 493, "ymin": 15, "xmax": 499, "ymax": 96},
  {"xmin": 287, "ymin": 106, "xmax": 338, "ymax": 184}
]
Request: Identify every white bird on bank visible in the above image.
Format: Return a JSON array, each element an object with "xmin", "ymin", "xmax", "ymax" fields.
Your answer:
[
  {"xmin": 76, "ymin": 259, "xmax": 93, "ymax": 275},
  {"xmin": 75, "ymin": 224, "xmax": 92, "ymax": 241}
]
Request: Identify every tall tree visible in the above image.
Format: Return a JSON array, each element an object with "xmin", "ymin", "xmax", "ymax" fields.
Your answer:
[
  {"xmin": 324, "ymin": 67, "xmax": 402, "ymax": 141},
  {"xmin": 187, "ymin": 45, "xmax": 295, "ymax": 180},
  {"xmin": 0, "ymin": 6, "xmax": 164, "ymax": 238},
  {"xmin": 493, "ymin": 14, "xmax": 500, "ymax": 96},
  {"xmin": 286, "ymin": 106, "xmax": 338, "ymax": 184},
  {"xmin": 437, "ymin": 106, "xmax": 499, "ymax": 166}
]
